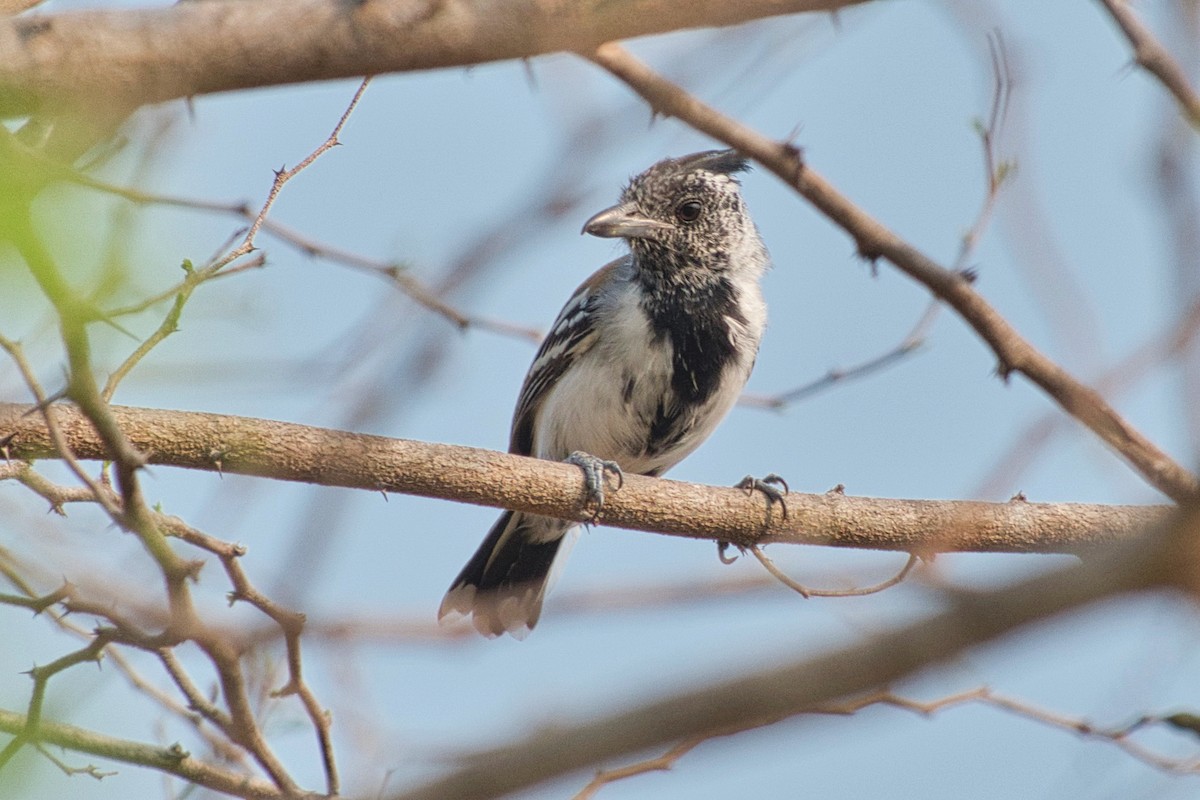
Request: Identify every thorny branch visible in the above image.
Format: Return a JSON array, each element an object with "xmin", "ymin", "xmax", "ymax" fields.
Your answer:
[
  {"xmin": 1096, "ymin": 0, "xmax": 1200, "ymax": 128},
  {"xmin": 391, "ymin": 502, "xmax": 1200, "ymax": 800},
  {"xmin": 744, "ymin": 32, "xmax": 1012, "ymax": 411},
  {"xmin": 0, "ymin": 706, "xmax": 287, "ymax": 800},
  {"xmin": 0, "ymin": 77, "xmax": 371, "ymax": 799},
  {"xmin": 586, "ymin": 41, "xmax": 1200, "ymax": 503},
  {"xmin": 573, "ymin": 685, "xmax": 1200, "ymax": 799}
]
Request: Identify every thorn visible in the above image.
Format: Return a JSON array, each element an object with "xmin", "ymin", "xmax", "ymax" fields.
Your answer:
[
  {"xmin": 856, "ymin": 247, "xmax": 881, "ymax": 276},
  {"xmin": 521, "ymin": 57, "xmax": 538, "ymax": 91},
  {"xmin": 781, "ymin": 140, "xmax": 805, "ymax": 167},
  {"xmin": 184, "ymin": 559, "xmax": 205, "ymax": 581}
]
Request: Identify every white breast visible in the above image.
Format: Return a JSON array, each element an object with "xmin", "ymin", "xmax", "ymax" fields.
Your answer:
[
  {"xmin": 534, "ymin": 281, "xmax": 672, "ymax": 470},
  {"xmin": 533, "ymin": 266, "xmax": 764, "ymax": 478}
]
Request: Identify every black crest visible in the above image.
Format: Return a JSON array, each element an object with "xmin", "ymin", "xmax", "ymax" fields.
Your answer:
[{"xmin": 671, "ymin": 149, "xmax": 751, "ymax": 177}]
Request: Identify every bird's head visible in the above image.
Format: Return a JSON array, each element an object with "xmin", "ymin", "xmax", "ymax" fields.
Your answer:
[{"xmin": 583, "ymin": 150, "xmax": 757, "ymax": 273}]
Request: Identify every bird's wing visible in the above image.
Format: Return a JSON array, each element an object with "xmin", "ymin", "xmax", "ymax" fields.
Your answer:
[{"xmin": 508, "ymin": 257, "xmax": 629, "ymax": 456}]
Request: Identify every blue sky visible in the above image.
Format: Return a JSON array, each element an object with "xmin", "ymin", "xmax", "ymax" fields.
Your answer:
[{"xmin": 3, "ymin": 1, "xmax": 1200, "ymax": 798}]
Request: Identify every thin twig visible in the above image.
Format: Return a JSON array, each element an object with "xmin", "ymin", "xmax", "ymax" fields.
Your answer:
[
  {"xmin": 744, "ymin": 35, "xmax": 1011, "ymax": 411},
  {"xmin": 749, "ymin": 547, "xmax": 918, "ymax": 598},
  {"xmin": 180, "ymin": 526, "xmax": 339, "ymax": 796},
  {"xmin": 740, "ymin": 303, "xmax": 936, "ymax": 409},
  {"xmin": 55, "ymin": 141, "xmax": 540, "ymax": 342},
  {"xmin": 574, "ymin": 684, "xmax": 1200, "ymax": 798},
  {"xmin": 0, "ymin": 636, "xmax": 111, "ymax": 770},
  {"xmin": 0, "ymin": 333, "xmax": 122, "ymax": 518}
]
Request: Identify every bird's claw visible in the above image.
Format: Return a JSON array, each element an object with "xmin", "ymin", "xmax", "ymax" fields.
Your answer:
[
  {"xmin": 736, "ymin": 473, "xmax": 789, "ymax": 523},
  {"xmin": 717, "ymin": 540, "xmax": 742, "ymax": 564},
  {"xmin": 566, "ymin": 451, "xmax": 623, "ymax": 522}
]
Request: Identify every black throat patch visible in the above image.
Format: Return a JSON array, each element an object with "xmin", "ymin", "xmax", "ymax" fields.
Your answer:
[{"xmin": 639, "ymin": 270, "xmax": 745, "ymax": 406}]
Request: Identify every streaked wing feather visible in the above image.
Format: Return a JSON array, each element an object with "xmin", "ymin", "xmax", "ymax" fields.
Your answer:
[{"xmin": 508, "ymin": 259, "xmax": 625, "ymax": 455}]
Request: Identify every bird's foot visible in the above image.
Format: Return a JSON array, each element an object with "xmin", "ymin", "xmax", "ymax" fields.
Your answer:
[
  {"xmin": 565, "ymin": 451, "xmax": 624, "ymax": 523},
  {"xmin": 736, "ymin": 473, "xmax": 789, "ymax": 524}
]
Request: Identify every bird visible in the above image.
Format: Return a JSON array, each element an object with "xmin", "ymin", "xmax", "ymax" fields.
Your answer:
[{"xmin": 439, "ymin": 149, "xmax": 772, "ymax": 638}]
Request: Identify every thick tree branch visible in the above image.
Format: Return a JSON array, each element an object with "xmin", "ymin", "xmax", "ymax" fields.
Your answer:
[
  {"xmin": 587, "ymin": 42, "xmax": 1200, "ymax": 504},
  {"xmin": 0, "ymin": 403, "xmax": 1164, "ymax": 554},
  {"xmin": 0, "ymin": 0, "xmax": 861, "ymax": 116}
]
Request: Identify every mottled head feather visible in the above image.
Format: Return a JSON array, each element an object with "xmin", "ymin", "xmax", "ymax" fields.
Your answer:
[{"xmin": 603, "ymin": 149, "xmax": 760, "ymax": 281}]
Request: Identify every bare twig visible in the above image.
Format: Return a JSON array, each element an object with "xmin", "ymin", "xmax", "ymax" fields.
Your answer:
[
  {"xmin": 101, "ymin": 278, "xmax": 192, "ymax": 401},
  {"xmin": 180, "ymin": 527, "xmax": 338, "ymax": 795},
  {"xmin": 63, "ymin": 176, "xmax": 540, "ymax": 341},
  {"xmin": 745, "ymin": 34, "xmax": 1012, "ymax": 412},
  {"xmin": 213, "ymin": 78, "xmax": 371, "ymax": 281},
  {"xmin": 739, "ymin": 302, "xmax": 936, "ymax": 409},
  {"xmin": 957, "ymin": 29, "xmax": 1014, "ymax": 272},
  {"xmin": 0, "ymin": 333, "xmax": 122, "ymax": 519},
  {"xmin": 748, "ymin": 547, "xmax": 918, "ymax": 598},
  {"xmin": 0, "ymin": 544, "xmax": 244, "ymax": 764},
  {"xmin": 574, "ymin": 685, "xmax": 1200, "ymax": 799}
]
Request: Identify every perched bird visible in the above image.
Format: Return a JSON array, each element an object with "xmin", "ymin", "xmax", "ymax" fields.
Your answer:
[{"xmin": 439, "ymin": 150, "xmax": 772, "ymax": 637}]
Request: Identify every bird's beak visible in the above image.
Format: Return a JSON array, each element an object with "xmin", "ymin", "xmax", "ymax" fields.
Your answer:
[{"xmin": 582, "ymin": 203, "xmax": 671, "ymax": 239}]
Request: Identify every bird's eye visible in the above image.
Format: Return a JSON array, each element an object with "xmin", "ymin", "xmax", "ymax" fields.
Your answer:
[{"xmin": 675, "ymin": 200, "xmax": 702, "ymax": 223}]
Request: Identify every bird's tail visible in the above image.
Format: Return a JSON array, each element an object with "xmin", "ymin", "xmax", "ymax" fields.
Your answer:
[{"xmin": 438, "ymin": 510, "xmax": 571, "ymax": 638}]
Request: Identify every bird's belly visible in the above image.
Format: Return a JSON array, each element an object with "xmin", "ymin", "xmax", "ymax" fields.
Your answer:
[{"xmin": 533, "ymin": 345, "xmax": 675, "ymax": 473}]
